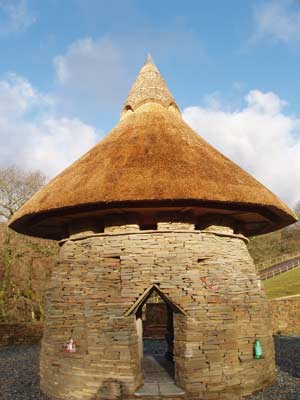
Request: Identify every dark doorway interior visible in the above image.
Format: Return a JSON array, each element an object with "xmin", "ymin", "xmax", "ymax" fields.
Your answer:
[
  {"xmin": 130, "ymin": 285, "xmax": 185, "ymax": 396},
  {"xmin": 136, "ymin": 289, "xmax": 175, "ymax": 380}
]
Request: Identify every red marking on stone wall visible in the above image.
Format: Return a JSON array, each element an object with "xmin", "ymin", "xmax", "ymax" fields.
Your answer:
[{"xmin": 200, "ymin": 274, "xmax": 223, "ymax": 291}]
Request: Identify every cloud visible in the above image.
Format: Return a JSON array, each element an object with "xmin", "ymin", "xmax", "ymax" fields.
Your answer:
[
  {"xmin": 183, "ymin": 89, "xmax": 300, "ymax": 207},
  {"xmin": 53, "ymin": 28, "xmax": 205, "ymax": 120},
  {"xmin": 0, "ymin": 0, "xmax": 36, "ymax": 35},
  {"xmin": 0, "ymin": 73, "xmax": 52, "ymax": 116},
  {"xmin": 0, "ymin": 24, "xmax": 204, "ymax": 177},
  {"xmin": 54, "ymin": 37, "xmax": 129, "ymax": 110},
  {"xmin": 0, "ymin": 74, "xmax": 98, "ymax": 178},
  {"xmin": 23, "ymin": 117, "xmax": 98, "ymax": 177},
  {"xmin": 253, "ymin": 0, "xmax": 300, "ymax": 44}
]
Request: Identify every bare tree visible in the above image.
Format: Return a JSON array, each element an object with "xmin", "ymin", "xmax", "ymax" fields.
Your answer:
[{"xmin": 0, "ymin": 166, "xmax": 46, "ymax": 220}]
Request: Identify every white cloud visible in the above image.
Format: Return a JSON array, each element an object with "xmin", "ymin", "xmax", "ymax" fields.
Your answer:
[
  {"xmin": 54, "ymin": 37, "xmax": 129, "ymax": 109},
  {"xmin": 183, "ymin": 90, "xmax": 300, "ymax": 207},
  {"xmin": 0, "ymin": 0, "xmax": 36, "ymax": 35},
  {"xmin": 53, "ymin": 29, "xmax": 205, "ymax": 118},
  {"xmin": 0, "ymin": 73, "xmax": 53, "ymax": 116},
  {"xmin": 0, "ymin": 74, "xmax": 98, "ymax": 178},
  {"xmin": 245, "ymin": 90, "xmax": 287, "ymax": 115},
  {"xmin": 22, "ymin": 117, "xmax": 98, "ymax": 177},
  {"xmin": 253, "ymin": 0, "xmax": 300, "ymax": 44}
]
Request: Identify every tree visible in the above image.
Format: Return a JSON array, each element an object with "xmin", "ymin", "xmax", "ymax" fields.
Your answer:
[
  {"xmin": 0, "ymin": 166, "xmax": 45, "ymax": 220},
  {"xmin": 0, "ymin": 166, "xmax": 47, "ymax": 321}
]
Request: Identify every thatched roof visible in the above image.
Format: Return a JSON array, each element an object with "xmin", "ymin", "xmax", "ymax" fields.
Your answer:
[
  {"xmin": 9, "ymin": 56, "xmax": 297, "ymax": 239},
  {"xmin": 120, "ymin": 53, "xmax": 180, "ymax": 119}
]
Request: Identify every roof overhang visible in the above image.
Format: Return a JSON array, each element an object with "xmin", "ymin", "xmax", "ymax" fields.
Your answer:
[{"xmin": 8, "ymin": 198, "xmax": 297, "ymax": 240}]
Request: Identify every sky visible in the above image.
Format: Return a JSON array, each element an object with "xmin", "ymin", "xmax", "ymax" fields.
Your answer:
[{"xmin": 0, "ymin": 0, "xmax": 300, "ymax": 207}]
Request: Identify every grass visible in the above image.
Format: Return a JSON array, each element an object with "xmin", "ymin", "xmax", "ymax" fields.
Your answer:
[{"xmin": 263, "ymin": 267, "xmax": 300, "ymax": 299}]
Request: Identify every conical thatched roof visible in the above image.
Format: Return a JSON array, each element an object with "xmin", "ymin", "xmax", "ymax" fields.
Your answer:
[{"xmin": 9, "ymin": 56, "xmax": 296, "ymax": 239}]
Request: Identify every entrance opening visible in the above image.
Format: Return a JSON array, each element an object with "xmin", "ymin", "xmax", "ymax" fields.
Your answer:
[
  {"xmin": 138, "ymin": 291, "xmax": 174, "ymax": 378},
  {"xmin": 126, "ymin": 285, "xmax": 185, "ymax": 397}
]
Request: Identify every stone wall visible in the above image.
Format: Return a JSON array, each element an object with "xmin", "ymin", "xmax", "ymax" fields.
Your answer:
[
  {"xmin": 40, "ymin": 219, "xmax": 275, "ymax": 400},
  {"xmin": 127, "ymin": 297, "xmax": 300, "ymax": 338},
  {"xmin": 0, "ymin": 322, "xmax": 43, "ymax": 347},
  {"xmin": 1, "ymin": 296, "xmax": 297, "ymax": 350},
  {"xmin": 270, "ymin": 295, "xmax": 300, "ymax": 334}
]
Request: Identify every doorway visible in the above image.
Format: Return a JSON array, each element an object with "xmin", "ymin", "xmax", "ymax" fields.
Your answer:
[
  {"xmin": 137, "ymin": 291, "xmax": 174, "ymax": 378},
  {"xmin": 126, "ymin": 285, "xmax": 185, "ymax": 396}
]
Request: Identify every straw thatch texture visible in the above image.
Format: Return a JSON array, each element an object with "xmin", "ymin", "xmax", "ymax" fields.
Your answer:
[
  {"xmin": 9, "ymin": 101, "xmax": 296, "ymax": 239},
  {"xmin": 121, "ymin": 54, "xmax": 180, "ymax": 118}
]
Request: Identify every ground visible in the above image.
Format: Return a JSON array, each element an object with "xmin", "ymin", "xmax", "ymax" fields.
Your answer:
[{"xmin": 0, "ymin": 336, "xmax": 299, "ymax": 400}]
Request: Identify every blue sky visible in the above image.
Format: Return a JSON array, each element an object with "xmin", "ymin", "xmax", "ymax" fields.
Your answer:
[{"xmin": 1, "ymin": 0, "xmax": 300, "ymax": 206}]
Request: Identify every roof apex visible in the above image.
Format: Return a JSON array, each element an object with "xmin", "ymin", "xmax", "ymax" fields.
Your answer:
[
  {"xmin": 144, "ymin": 52, "xmax": 155, "ymax": 66},
  {"xmin": 121, "ymin": 54, "xmax": 180, "ymax": 119}
]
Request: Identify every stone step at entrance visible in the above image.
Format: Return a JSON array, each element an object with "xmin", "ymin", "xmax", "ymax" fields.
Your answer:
[
  {"xmin": 134, "ymin": 383, "xmax": 185, "ymax": 397},
  {"xmin": 135, "ymin": 355, "xmax": 185, "ymax": 399}
]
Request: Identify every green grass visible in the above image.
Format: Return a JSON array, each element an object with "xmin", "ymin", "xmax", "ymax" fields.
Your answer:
[{"xmin": 263, "ymin": 267, "xmax": 300, "ymax": 299}]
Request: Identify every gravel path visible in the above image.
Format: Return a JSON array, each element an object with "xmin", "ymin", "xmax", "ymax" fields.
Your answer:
[
  {"xmin": 0, "ymin": 336, "xmax": 299, "ymax": 399},
  {"xmin": 245, "ymin": 335, "xmax": 300, "ymax": 400},
  {"xmin": 0, "ymin": 344, "xmax": 49, "ymax": 400}
]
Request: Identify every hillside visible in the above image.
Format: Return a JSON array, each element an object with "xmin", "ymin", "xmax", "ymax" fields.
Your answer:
[
  {"xmin": 248, "ymin": 224, "xmax": 300, "ymax": 269},
  {"xmin": 263, "ymin": 268, "xmax": 300, "ymax": 299},
  {"xmin": 248, "ymin": 222, "xmax": 300, "ymax": 299},
  {"xmin": 0, "ymin": 223, "xmax": 58, "ymax": 322}
]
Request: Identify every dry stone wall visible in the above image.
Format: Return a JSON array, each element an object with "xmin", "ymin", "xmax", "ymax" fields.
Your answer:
[
  {"xmin": 270, "ymin": 295, "xmax": 300, "ymax": 334},
  {"xmin": 40, "ymin": 220, "xmax": 275, "ymax": 400},
  {"xmin": 0, "ymin": 322, "xmax": 43, "ymax": 346}
]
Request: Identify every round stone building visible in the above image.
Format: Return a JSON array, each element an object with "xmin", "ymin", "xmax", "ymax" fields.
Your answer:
[{"xmin": 9, "ymin": 56, "xmax": 296, "ymax": 400}]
